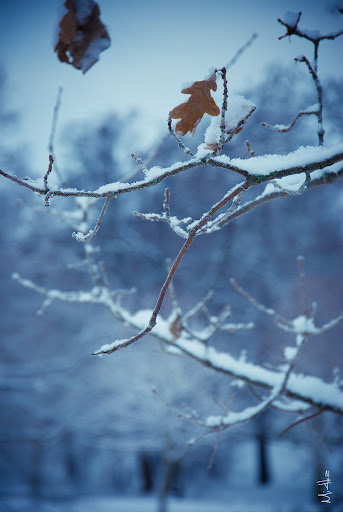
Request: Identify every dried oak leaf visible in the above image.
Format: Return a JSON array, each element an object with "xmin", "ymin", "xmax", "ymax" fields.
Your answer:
[
  {"xmin": 55, "ymin": 0, "xmax": 111, "ymax": 74},
  {"xmin": 170, "ymin": 74, "xmax": 220, "ymax": 136},
  {"xmin": 169, "ymin": 313, "xmax": 183, "ymax": 341}
]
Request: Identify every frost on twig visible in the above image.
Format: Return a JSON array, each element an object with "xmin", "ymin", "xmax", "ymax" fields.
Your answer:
[
  {"xmin": 2, "ymin": 11, "xmax": 343, "ymax": 448},
  {"xmin": 130, "ymin": 152, "xmax": 149, "ymax": 176},
  {"xmin": 72, "ymin": 195, "xmax": 112, "ymax": 242},
  {"xmin": 166, "ymin": 286, "xmax": 254, "ymax": 346},
  {"xmin": 167, "ymin": 113, "xmax": 194, "ymax": 157},
  {"xmin": 202, "ymin": 93, "xmax": 256, "ymax": 153},
  {"xmin": 272, "ymin": 11, "xmax": 343, "ymax": 146},
  {"xmin": 133, "ymin": 188, "xmax": 191, "ymax": 239},
  {"xmin": 214, "ymin": 67, "xmax": 229, "ymax": 155},
  {"xmin": 261, "ymin": 106, "xmax": 319, "ymax": 133},
  {"xmin": 12, "ymin": 207, "xmax": 343, "ymax": 422},
  {"xmin": 195, "ymin": 261, "xmax": 343, "ymax": 431},
  {"xmin": 43, "ymin": 155, "xmax": 54, "ymax": 192}
]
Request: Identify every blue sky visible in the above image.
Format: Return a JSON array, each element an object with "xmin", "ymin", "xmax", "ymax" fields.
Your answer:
[{"xmin": 0, "ymin": 0, "xmax": 342, "ymax": 173}]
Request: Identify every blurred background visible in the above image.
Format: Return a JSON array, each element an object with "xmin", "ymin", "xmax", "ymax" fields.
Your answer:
[{"xmin": 0, "ymin": 1, "xmax": 343, "ymax": 511}]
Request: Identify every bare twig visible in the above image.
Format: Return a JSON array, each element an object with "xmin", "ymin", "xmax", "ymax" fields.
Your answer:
[
  {"xmin": 49, "ymin": 87, "xmax": 63, "ymax": 155},
  {"xmin": 168, "ymin": 112, "xmax": 194, "ymax": 156},
  {"xmin": 93, "ymin": 181, "xmax": 250, "ymax": 354},
  {"xmin": 261, "ymin": 108, "xmax": 319, "ymax": 133},
  {"xmin": 223, "ymin": 33, "xmax": 258, "ymax": 70},
  {"xmin": 297, "ymin": 256, "xmax": 309, "ymax": 318},
  {"xmin": 48, "ymin": 86, "xmax": 65, "ymax": 185},
  {"xmin": 245, "ymin": 140, "xmax": 255, "ymax": 157},
  {"xmin": 230, "ymin": 278, "xmax": 293, "ymax": 330},
  {"xmin": 279, "ymin": 410, "xmax": 323, "ymax": 437}
]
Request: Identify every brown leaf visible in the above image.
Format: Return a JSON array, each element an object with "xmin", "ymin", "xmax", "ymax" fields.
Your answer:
[
  {"xmin": 54, "ymin": 0, "xmax": 111, "ymax": 74},
  {"xmin": 170, "ymin": 74, "xmax": 220, "ymax": 136},
  {"xmin": 170, "ymin": 313, "xmax": 183, "ymax": 340}
]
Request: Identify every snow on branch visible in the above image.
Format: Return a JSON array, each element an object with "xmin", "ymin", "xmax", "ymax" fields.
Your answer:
[
  {"xmin": 278, "ymin": 11, "xmax": 343, "ymax": 45},
  {"xmin": 72, "ymin": 195, "xmax": 112, "ymax": 242},
  {"xmin": 272, "ymin": 11, "xmax": 343, "ymax": 145},
  {"xmin": 2, "ymin": 143, "xmax": 343, "ymax": 355},
  {"xmin": 261, "ymin": 105, "xmax": 319, "ymax": 133},
  {"xmin": 19, "ymin": 255, "xmax": 341, "ymax": 418},
  {"xmin": 2, "ymin": 10, "xmax": 343, "ymax": 439},
  {"xmin": 158, "ymin": 257, "xmax": 343, "ymax": 431},
  {"xmin": 133, "ymin": 188, "xmax": 191, "ymax": 239},
  {"xmin": 1, "ymin": 144, "xmax": 343, "ymax": 205}
]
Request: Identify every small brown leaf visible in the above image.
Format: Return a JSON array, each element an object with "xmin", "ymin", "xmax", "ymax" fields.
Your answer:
[
  {"xmin": 170, "ymin": 74, "xmax": 220, "ymax": 136},
  {"xmin": 170, "ymin": 313, "xmax": 183, "ymax": 340},
  {"xmin": 55, "ymin": 0, "xmax": 111, "ymax": 74}
]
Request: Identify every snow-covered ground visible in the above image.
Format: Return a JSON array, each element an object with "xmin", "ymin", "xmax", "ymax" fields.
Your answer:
[{"xmin": 0, "ymin": 493, "xmax": 325, "ymax": 512}]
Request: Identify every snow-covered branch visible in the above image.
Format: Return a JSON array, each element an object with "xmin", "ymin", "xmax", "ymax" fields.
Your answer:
[
  {"xmin": 2, "ymin": 9, "xmax": 343, "ymax": 443},
  {"xmin": 274, "ymin": 11, "xmax": 342, "ymax": 145},
  {"xmin": 261, "ymin": 106, "xmax": 319, "ymax": 133},
  {"xmin": 1, "ymin": 144, "xmax": 343, "ymax": 204},
  {"xmin": 133, "ymin": 188, "xmax": 191, "ymax": 239},
  {"xmin": 14, "ymin": 263, "xmax": 343, "ymax": 418}
]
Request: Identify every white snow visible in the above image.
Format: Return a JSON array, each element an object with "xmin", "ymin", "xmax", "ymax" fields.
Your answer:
[
  {"xmin": 304, "ymin": 103, "xmax": 319, "ymax": 113},
  {"xmin": 214, "ymin": 143, "xmax": 343, "ymax": 176},
  {"xmin": 95, "ymin": 181, "xmax": 130, "ymax": 194},
  {"xmin": 302, "ymin": 28, "xmax": 322, "ymax": 40},
  {"xmin": 195, "ymin": 143, "xmax": 215, "ymax": 158},
  {"xmin": 0, "ymin": 495, "xmax": 322, "ymax": 512},
  {"xmin": 262, "ymin": 173, "xmax": 306, "ymax": 196},
  {"xmin": 289, "ymin": 373, "xmax": 343, "ymax": 410},
  {"xmin": 292, "ymin": 315, "xmax": 316, "ymax": 334},
  {"xmin": 74, "ymin": 0, "xmax": 95, "ymax": 24},
  {"xmin": 79, "ymin": 37, "xmax": 111, "ymax": 74},
  {"xmin": 204, "ymin": 95, "xmax": 256, "ymax": 148},
  {"xmin": 284, "ymin": 346, "xmax": 297, "ymax": 361},
  {"xmin": 283, "ymin": 11, "xmax": 300, "ymax": 27}
]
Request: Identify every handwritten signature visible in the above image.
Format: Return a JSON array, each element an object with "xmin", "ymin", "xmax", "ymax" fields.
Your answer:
[{"xmin": 317, "ymin": 470, "xmax": 331, "ymax": 503}]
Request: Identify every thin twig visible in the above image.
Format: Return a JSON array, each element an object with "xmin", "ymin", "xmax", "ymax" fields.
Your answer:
[
  {"xmin": 261, "ymin": 109, "xmax": 318, "ymax": 133},
  {"xmin": 223, "ymin": 33, "xmax": 258, "ymax": 70},
  {"xmin": 43, "ymin": 155, "xmax": 54, "ymax": 192},
  {"xmin": 230, "ymin": 278, "xmax": 292, "ymax": 329},
  {"xmin": 122, "ymin": 133, "xmax": 169, "ymax": 182},
  {"xmin": 295, "ymin": 55, "xmax": 324, "ymax": 145},
  {"xmin": 72, "ymin": 195, "xmax": 112, "ymax": 242},
  {"xmin": 215, "ymin": 67, "xmax": 228, "ymax": 154},
  {"xmin": 48, "ymin": 86, "xmax": 65, "ymax": 185},
  {"xmin": 297, "ymin": 256, "xmax": 309, "ymax": 318},
  {"xmin": 163, "ymin": 188, "xmax": 170, "ymax": 217},
  {"xmin": 93, "ymin": 182, "xmax": 250, "ymax": 354},
  {"xmin": 131, "ymin": 153, "xmax": 148, "ymax": 175},
  {"xmin": 245, "ymin": 140, "xmax": 255, "ymax": 157},
  {"xmin": 279, "ymin": 410, "xmax": 323, "ymax": 437},
  {"xmin": 168, "ymin": 112, "xmax": 194, "ymax": 156}
]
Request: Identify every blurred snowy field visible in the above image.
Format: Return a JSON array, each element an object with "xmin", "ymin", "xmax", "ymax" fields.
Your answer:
[{"xmin": 0, "ymin": 493, "xmax": 326, "ymax": 512}]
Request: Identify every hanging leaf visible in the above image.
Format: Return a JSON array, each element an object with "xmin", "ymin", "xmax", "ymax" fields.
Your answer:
[
  {"xmin": 170, "ymin": 73, "xmax": 220, "ymax": 136},
  {"xmin": 54, "ymin": 0, "xmax": 111, "ymax": 74}
]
